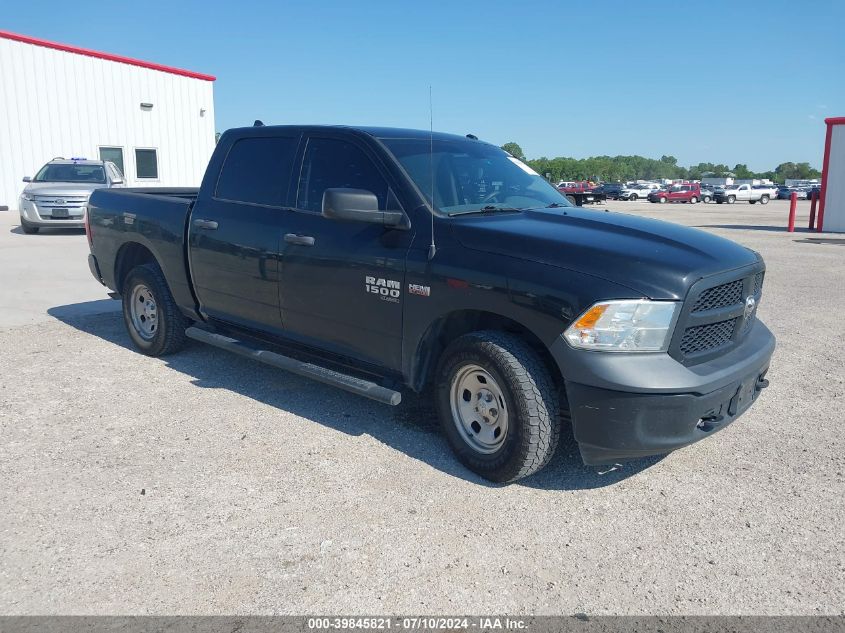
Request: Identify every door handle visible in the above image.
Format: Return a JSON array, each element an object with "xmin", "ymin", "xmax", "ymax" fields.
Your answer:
[
  {"xmin": 284, "ymin": 233, "xmax": 315, "ymax": 246},
  {"xmin": 193, "ymin": 219, "xmax": 219, "ymax": 230}
]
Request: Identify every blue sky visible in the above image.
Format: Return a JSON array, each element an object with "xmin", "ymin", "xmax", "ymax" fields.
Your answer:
[{"xmin": 5, "ymin": 0, "xmax": 843, "ymax": 171}]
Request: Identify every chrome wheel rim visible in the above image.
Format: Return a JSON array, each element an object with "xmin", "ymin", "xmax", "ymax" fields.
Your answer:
[
  {"xmin": 449, "ymin": 364, "xmax": 509, "ymax": 454},
  {"xmin": 129, "ymin": 284, "xmax": 158, "ymax": 340}
]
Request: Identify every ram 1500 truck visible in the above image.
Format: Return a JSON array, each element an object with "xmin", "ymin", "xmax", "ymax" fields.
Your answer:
[{"xmin": 86, "ymin": 125, "xmax": 775, "ymax": 482}]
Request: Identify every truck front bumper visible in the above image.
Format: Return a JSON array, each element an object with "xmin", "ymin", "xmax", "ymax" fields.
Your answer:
[{"xmin": 550, "ymin": 320, "xmax": 776, "ymax": 465}]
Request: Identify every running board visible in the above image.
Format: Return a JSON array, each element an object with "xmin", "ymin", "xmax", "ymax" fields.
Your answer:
[{"xmin": 184, "ymin": 326, "xmax": 402, "ymax": 406}]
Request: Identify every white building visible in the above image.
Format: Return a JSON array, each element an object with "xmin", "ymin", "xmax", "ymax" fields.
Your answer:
[{"xmin": 0, "ymin": 30, "xmax": 216, "ymax": 211}]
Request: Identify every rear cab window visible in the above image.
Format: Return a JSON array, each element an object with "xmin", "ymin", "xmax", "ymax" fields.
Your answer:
[{"xmin": 215, "ymin": 136, "xmax": 300, "ymax": 206}]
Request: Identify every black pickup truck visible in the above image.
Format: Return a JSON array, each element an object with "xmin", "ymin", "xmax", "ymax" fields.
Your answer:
[{"xmin": 86, "ymin": 125, "xmax": 775, "ymax": 482}]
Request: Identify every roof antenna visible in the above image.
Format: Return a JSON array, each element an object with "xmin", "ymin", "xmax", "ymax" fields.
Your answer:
[
  {"xmin": 253, "ymin": 119, "xmax": 264, "ymax": 127},
  {"xmin": 427, "ymin": 86, "xmax": 437, "ymax": 261}
]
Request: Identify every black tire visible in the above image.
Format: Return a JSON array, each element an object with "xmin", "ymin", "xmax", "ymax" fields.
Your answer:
[
  {"xmin": 749, "ymin": 200, "xmax": 756, "ymax": 204},
  {"xmin": 20, "ymin": 218, "xmax": 39, "ymax": 234},
  {"xmin": 122, "ymin": 263, "xmax": 189, "ymax": 357},
  {"xmin": 435, "ymin": 331, "xmax": 561, "ymax": 482},
  {"xmin": 659, "ymin": 196, "xmax": 667, "ymax": 204},
  {"xmin": 760, "ymin": 195, "xmax": 769, "ymax": 205},
  {"xmin": 703, "ymin": 195, "xmax": 711, "ymax": 203},
  {"xmin": 727, "ymin": 195, "xmax": 736, "ymax": 204},
  {"xmin": 565, "ymin": 195, "xmax": 576, "ymax": 205},
  {"xmin": 629, "ymin": 194, "xmax": 638, "ymax": 201},
  {"xmin": 689, "ymin": 196, "xmax": 698, "ymax": 204}
]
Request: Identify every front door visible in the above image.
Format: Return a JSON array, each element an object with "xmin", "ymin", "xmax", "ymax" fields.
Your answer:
[
  {"xmin": 279, "ymin": 135, "xmax": 414, "ymax": 371},
  {"xmin": 188, "ymin": 133, "xmax": 300, "ymax": 332}
]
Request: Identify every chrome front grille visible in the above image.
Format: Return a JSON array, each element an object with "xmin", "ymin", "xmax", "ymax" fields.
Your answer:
[{"xmin": 32, "ymin": 195, "xmax": 87, "ymax": 219}]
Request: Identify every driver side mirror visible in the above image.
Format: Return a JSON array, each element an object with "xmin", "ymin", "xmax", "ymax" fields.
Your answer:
[
  {"xmin": 322, "ymin": 188, "xmax": 405, "ymax": 228},
  {"xmin": 22, "ymin": 177, "xmax": 31, "ymax": 183}
]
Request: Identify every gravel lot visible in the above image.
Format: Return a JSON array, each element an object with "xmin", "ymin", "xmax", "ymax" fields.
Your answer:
[{"xmin": 0, "ymin": 199, "xmax": 843, "ymax": 615}]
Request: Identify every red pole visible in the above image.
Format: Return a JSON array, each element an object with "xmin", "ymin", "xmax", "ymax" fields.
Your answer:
[
  {"xmin": 787, "ymin": 192, "xmax": 797, "ymax": 232},
  {"xmin": 809, "ymin": 192, "xmax": 818, "ymax": 230}
]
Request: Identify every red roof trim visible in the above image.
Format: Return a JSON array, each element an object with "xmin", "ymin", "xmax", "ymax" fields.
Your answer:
[
  {"xmin": 0, "ymin": 29, "xmax": 216, "ymax": 81},
  {"xmin": 824, "ymin": 117, "xmax": 845, "ymax": 126}
]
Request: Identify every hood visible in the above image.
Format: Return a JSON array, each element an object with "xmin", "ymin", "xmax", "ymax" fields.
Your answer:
[
  {"xmin": 449, "ymin": 207, "xmax": 760, "ymax": 299},
  {"xmin": 23, "ymin": 182, "xmax": 108, "ymax": 197}
]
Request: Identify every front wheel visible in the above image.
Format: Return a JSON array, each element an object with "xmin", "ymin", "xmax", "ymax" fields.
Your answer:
[
  {"xmin": 689, "ymin": 196, "xmax": 698, "ymax": 204},
  {"xmin": 659, "ymin": 196, "xmax": 667, "ymax": 203},
  {"xmin": 629, "ymin": 194, "xmax": 638, "ymax": 201},
  {"xmin": 436, "ymin": 331, "xmax": 561, "ymax": 482},
  {"xmin": 122, "ymin": 263, "xmax": 190, "ymax": 357},
  {"xmin": 20, "ymin": 218, "xmax": 39, "ymax": 234},
  {"xmin": 703, "ymin": 195, "xmax": 712, "ymax": 203},
  {"xmin": 749, "ymin": 200, "xmax": 756, "ymax": 204},
  {"xmin": 727, "ymin": 195, "xmax": 736, "ymax": 204}
]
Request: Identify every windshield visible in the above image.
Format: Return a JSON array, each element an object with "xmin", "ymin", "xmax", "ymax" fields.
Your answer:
[
  {"xmin": 381, "ymin": 138, "xmax": 572, "ymax": 214},
  {"xmin": 33, "ymin": 163, "xmax": 106, "ymax": 184}
]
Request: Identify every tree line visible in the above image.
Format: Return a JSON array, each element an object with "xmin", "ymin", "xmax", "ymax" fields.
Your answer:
[{"xmin": 500, "ymin": 142, "xmax": 821, "ymax": 184}]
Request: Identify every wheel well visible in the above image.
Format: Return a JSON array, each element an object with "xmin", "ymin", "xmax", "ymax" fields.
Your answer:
[
  {"xmin": 415, "ymin": 310, "xmax": 561, "ymax": 392},
  {"xmin": 114, "ymin": 242, "xmax": 157, "ymax": 294}
]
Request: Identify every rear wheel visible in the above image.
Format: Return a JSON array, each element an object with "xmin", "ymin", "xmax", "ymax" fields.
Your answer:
[
  {"xmin": 727, "ymin": 195, "xmax": 736, "ymax": 204},
  {"xmin": 629, "ymin": 194, "xmax": 638, "ymax": 201},
  {"xmin": 760, "ymin": 195, "xmax": 769, "ymax": 205},
  {"xmin": 436, "ymin": 331, "xmax": 560, "ymax": 482},
  {"xmin": 122, "ymin": 263, "xmax": 189, "ymax": 357},
  {"xmin": 565, "ymin": 195, "xmax": 576, "ymax": 205},
  {"xmin": 20, "ymin": 218, "xmax": 39, "ymax": 234},
  {"xmin": 703, "ymin": 195, "xmax": 712, "ymax": 203}
]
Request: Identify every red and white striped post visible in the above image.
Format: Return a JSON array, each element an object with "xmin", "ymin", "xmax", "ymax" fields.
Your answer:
[
  {"xmin": 787, "ymin": 192, "xmax": 798, "ymax": 232},
  {"xmin": 809, "ymin": 191, "xmax": 818, "ymax": 230}
]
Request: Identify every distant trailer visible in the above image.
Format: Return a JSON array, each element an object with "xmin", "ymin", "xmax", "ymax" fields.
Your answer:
[{"xmin": 818, "ymin": 117, "xmax": 845, "ymax": 233}]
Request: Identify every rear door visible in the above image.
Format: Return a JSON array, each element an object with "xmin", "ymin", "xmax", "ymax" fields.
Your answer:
[
  {"xmin": 188, "ymin": 132, "xmax": 300, "ymax": 332},
  {"xmin": 279, "ymin": 133, "xmax": 414, "ymax": 371}
]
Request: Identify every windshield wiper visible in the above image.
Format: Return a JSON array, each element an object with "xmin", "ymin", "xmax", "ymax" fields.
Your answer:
[
  {"xmin": 449, "ymin": 205, "xmax": 523, "ymax": 216},
  {"xmin": 545, "ymin": 202, "xmax": 567, "ymax": 208}
]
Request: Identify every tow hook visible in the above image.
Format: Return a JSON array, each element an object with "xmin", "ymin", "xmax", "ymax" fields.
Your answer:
[
  {"xmin": 697, "ymin": 414, "xmax": 724, "ymax": 432},
  {"xmin": 756, "ymin": 376, "xmax": 770, "ymax": 391}
]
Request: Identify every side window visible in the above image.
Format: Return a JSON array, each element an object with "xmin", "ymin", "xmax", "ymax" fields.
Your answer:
[
  {"xmin": 215, "ymin": 136, "xmax": 299, "ymax": 206},
  {"xmin": 135, "ymin": 148, "xmax": 158, "ymax": 180},
  {"xmin": 296, "ymin": 137, "xmax": 388, "ymax": 213},
  {"xmin": 99, "ymin": 147, "xmax": 125, "ymax": 175}
]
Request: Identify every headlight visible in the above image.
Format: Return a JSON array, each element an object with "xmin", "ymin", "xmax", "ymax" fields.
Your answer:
[
  {"xmin": 22, "ymin": 193, "xmax": 35, "ymax": 201},
  {"xmin": 564, "ymin": 300, "xmax": 680, "ymax": 352}
]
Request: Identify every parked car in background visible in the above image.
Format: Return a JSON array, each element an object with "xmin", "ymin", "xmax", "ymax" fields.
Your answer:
[
  {"xmin": 700, "ymin": 185, "xmax": 715, "ymax": 203},
  {"xmin": 807, "ymin": 185, "xmax": 822, "ymax": 200},
  {"xmin": 556, "ymin": 181, "xmax": 606, "ymax": 206},
  {"xmin": 777, "ymin": 186, "xmax": 808, "ymax": 200},
  {"xmin": 619, "ymin": 184, "xmax": 657, "ymax": 201},
  {"xmin": 752, "ymin": 184, "xmax": 778, "ymax": 199},
  {"xmin": 18, "ymin": 158, "xmax": 125, "ymax": 234},
  {"xmin": 714, "ymin": 183, "xmax": 772, "ymax": 205},
  {"xmin": 592, "ymin": 182, "xmax": 624, "ymax": 200},
  {"xmin": 648, "ymin": 183, "xmax": 702, "ymax": 204}
]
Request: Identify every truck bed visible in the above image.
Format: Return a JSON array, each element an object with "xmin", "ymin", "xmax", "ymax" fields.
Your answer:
[{"xmin": 87, "ymin": 187, "xmax": 200, "ymax": 318}]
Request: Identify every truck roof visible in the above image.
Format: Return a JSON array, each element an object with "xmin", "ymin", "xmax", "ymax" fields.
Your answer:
[{"xmin": 227, "ymin": 124, "xmax": 493, "ymax": 145}]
